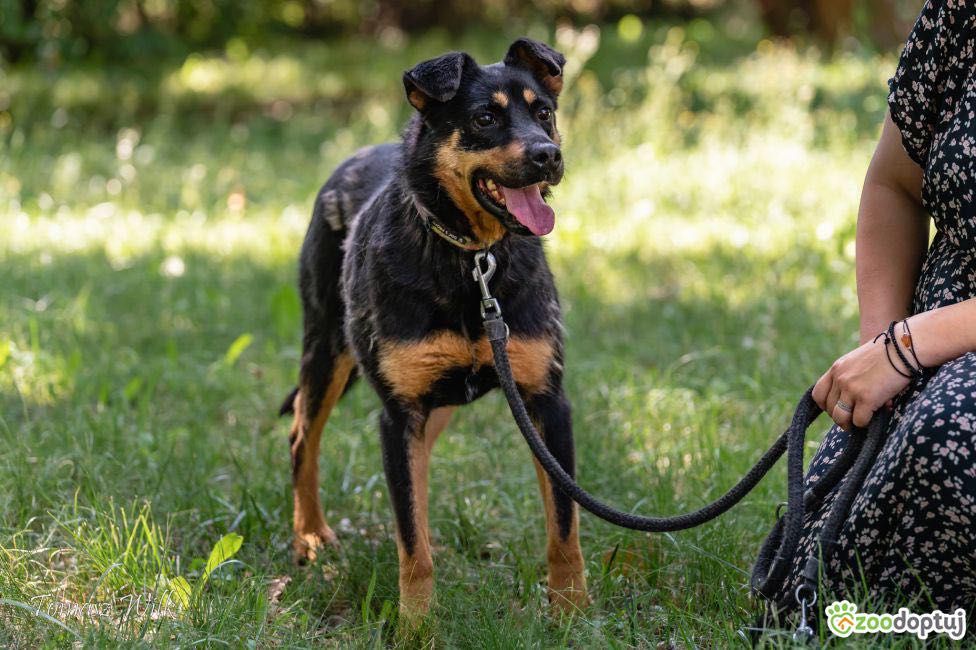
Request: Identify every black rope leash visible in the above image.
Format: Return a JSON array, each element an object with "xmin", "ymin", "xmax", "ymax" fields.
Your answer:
[
  {"xmin": 472, "ymin": 251, "xmax": 888, "ymax": 641},
  {"xmin": 488, "ymin": 307, "xmax": 819, "ymax": 531},
  {"xmin": 485, "ymin": 306, "xmax": 820, "ymax": 528}
]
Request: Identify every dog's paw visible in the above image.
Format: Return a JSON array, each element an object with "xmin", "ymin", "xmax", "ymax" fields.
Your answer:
[
  {"xmin": 398, "ymin": 595, "xmax": 434, "ymax": 630},
  {"xmin": 548, "ymin": 584, "xmax": 589, "ymax": 616},
  {"xmin": 292, "ymin": 526, "xmax": 339, "ymax": 565},
  {"xmin": 395, "ymin": 601, "xmax": 436, "ymax": 642}
]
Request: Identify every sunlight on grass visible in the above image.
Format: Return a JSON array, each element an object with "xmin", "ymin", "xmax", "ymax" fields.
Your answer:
[
  {"xmin": 1, "ymin": 207, "xmax": 309, "ymax": 262},
  {"xmin": 0, "ymin": 499, "xmax": 249, "ymax": 642}
]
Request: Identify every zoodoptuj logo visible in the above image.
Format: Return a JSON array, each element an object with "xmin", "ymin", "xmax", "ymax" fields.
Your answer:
[{"xmin": 825, "ymin": 600, "xmax": 967, "ymax": 641}]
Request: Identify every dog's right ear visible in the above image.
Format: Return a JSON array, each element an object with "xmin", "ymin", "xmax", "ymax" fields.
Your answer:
[
  {"xmin": 504, "ymin": 38, "xmax": 566, "ymax": 96},
  {"xmin": 403, "ymin": 51, "xmax": 473, "ymax": 112}
]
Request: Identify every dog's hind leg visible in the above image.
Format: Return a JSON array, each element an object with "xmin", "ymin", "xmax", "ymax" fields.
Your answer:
[
  {"xmin": 289, "ymin": 185, "xmax": 358, "ymax": 563},
  {"xmin": 528, "ymin": 390, "xmax": 588, "ymax": 614},
  {"xmin": 289, "ymin": 338, "xmax": 356, "ymax": 564},
  {"xmin": 380, "ymin": 403, "xmax": 454, "ymax": 622}
]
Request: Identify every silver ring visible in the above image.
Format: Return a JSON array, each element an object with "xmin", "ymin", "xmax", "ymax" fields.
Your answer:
[{"xmin": 835, "ymin": 400, "xmax": 853, "ymax": 413}]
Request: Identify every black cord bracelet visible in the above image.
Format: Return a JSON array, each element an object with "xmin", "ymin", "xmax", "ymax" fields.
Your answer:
[
  {"xmin": 874, "ymin": 329, "xmax": 914, "ymax": 379},
  {"xmin": 886, "ymin": 320, "xmax": 923, "ymax": 380},
  {"xmin": 900, "ymin": 318, "xmax": 927, "ymax": 373}
]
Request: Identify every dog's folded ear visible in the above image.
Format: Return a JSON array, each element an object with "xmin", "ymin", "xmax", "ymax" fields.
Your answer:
[
  {"xmin": 504, "ymin": 38, "xmax": 566, "ymax": 96},
  {"xmin": 403, "ymin": 51, "xmax": 474, "ymax": 112}
]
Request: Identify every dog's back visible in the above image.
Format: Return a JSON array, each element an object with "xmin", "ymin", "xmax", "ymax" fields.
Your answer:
[
  {"xmin": 299, "ymin": 142, "xmax": 398, "ymax": 312},
  {"xmin": 279, "ymin": 143, "xmax": 399, "ymax": 417},
  {"xmin": 310, "ymin": 143, "xmax": 399, "ymax": 237}
]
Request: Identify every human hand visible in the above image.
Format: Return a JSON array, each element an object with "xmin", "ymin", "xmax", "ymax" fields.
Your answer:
[{"xmin": 812, "ymin": 335, "xmax": 912, "ymax": 430}]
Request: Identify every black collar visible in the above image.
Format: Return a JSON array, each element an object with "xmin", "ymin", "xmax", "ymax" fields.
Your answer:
[{"xmin": 409, "ymin": 193, "xmax": 484, "ymax": 251}]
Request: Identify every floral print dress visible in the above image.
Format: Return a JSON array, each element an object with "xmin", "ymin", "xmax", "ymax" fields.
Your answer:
[{"xmin": 769, "ymin": 0, "xmax": 976, "ymax": 623}]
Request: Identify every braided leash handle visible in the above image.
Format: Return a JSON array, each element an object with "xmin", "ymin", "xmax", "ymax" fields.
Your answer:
[
  {"xmin": 485, "ymin": 315, "xmax": 823, "ymax": 533},
  {"xmin": 751, "ymin": 410, "xmax": 888, "ymax": 607}
]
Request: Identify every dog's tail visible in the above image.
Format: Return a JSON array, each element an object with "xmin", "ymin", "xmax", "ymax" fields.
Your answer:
[
  {"xmin": 277, "ymin": 369, "xmax": 358, "ymax": 418},
  {"xmin": 278, "ymin": 386, "xmax": 299, "ymax": 417}
]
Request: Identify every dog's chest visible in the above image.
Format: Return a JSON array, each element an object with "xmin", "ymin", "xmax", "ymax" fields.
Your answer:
[{"xmin": 377, "ymin": 329, "xmax": 554, "ymax": 403}]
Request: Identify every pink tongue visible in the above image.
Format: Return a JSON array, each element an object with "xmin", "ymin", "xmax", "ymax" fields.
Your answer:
[{"xmin": 499, "ymin": 184, "xmax": 555, "ymax": 236}]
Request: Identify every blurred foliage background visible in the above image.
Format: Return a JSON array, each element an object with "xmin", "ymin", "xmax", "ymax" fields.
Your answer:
[{"xmin": 2, "ymin": 0, "xmax": 923, "ymax": 66}]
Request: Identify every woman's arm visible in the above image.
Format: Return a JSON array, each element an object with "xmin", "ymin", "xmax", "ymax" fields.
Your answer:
[
  {"xmin": 855, "ymin": 112, "xmax": 929, "ymax": 343},
  {"xmin": 812, "ymin": 112, "xmax": 976, "ymax": 429},
  {"xmin": 906, "ymin": 300, "xmax": 976, "ymax": 368}
]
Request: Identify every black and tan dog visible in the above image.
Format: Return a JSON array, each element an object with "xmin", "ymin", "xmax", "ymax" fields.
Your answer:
[{"xmin": 280, "ymin": 38, "xmax": 586, "ymax": 618}]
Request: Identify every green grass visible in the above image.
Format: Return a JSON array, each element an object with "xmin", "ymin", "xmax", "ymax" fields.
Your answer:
[{"xmin": 0, "ymin": 19, "xmax": 945, "ymax": 648}]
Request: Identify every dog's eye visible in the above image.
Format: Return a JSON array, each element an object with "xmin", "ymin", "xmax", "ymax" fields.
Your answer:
[
  {"xmin": 536, "ymin": 107, "xmax": 552, "ymax": 122},
  {"xmin": 472, "ymin": 112, "xmax": 496, "ymax": 128}
]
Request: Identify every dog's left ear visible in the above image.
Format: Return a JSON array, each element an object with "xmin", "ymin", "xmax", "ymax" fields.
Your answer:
[
  {"xmin": 504, "ymin": 38, "xmax": 566, "ymax": 96},
  {"xmin": 403, "ymin": 51, "xmax": 474, "ymax": 112}
]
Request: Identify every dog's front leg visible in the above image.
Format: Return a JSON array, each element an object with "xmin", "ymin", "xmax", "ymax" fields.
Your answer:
[
  {"xmin": 379, "ymin": 402, "xmax": 453, "ymax": 622},
  {"xmin": 528, "ymin": 390, "xmax": 588, "ymax": 614}
]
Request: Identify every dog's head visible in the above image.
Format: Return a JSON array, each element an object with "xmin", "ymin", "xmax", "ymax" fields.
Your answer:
[{"xmin": 403, "ymin": 38, "xmax": 565, "ymax": 241}]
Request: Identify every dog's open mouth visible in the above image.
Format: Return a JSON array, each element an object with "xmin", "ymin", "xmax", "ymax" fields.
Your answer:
[{"xmin": 474, "ymin": 176, "xmax": 555, "ymax": 236}]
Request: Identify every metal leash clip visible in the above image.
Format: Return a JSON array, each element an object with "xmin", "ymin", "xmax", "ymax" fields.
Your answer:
[
  {"xmin": 472, "ymin": 250, "xmax": 501, "ymax": 319},
  {"xmin": 793, "ymin": 584, "xmax": 818, "ymax": 646}
]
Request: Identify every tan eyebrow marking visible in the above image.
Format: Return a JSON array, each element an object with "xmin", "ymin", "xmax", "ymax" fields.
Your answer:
[
  {"xmin": 492, "ymin": 91, "xmax": 509, "ymax": 108},
  {"xmin": 523, "ymin": 88, "xmax": 537, "ymax": 104}
]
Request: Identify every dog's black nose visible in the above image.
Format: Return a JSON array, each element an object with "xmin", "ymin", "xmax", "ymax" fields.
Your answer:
[{"xmin": 528, "ymin": 142, "xmax": 562, "ymax": 178}]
